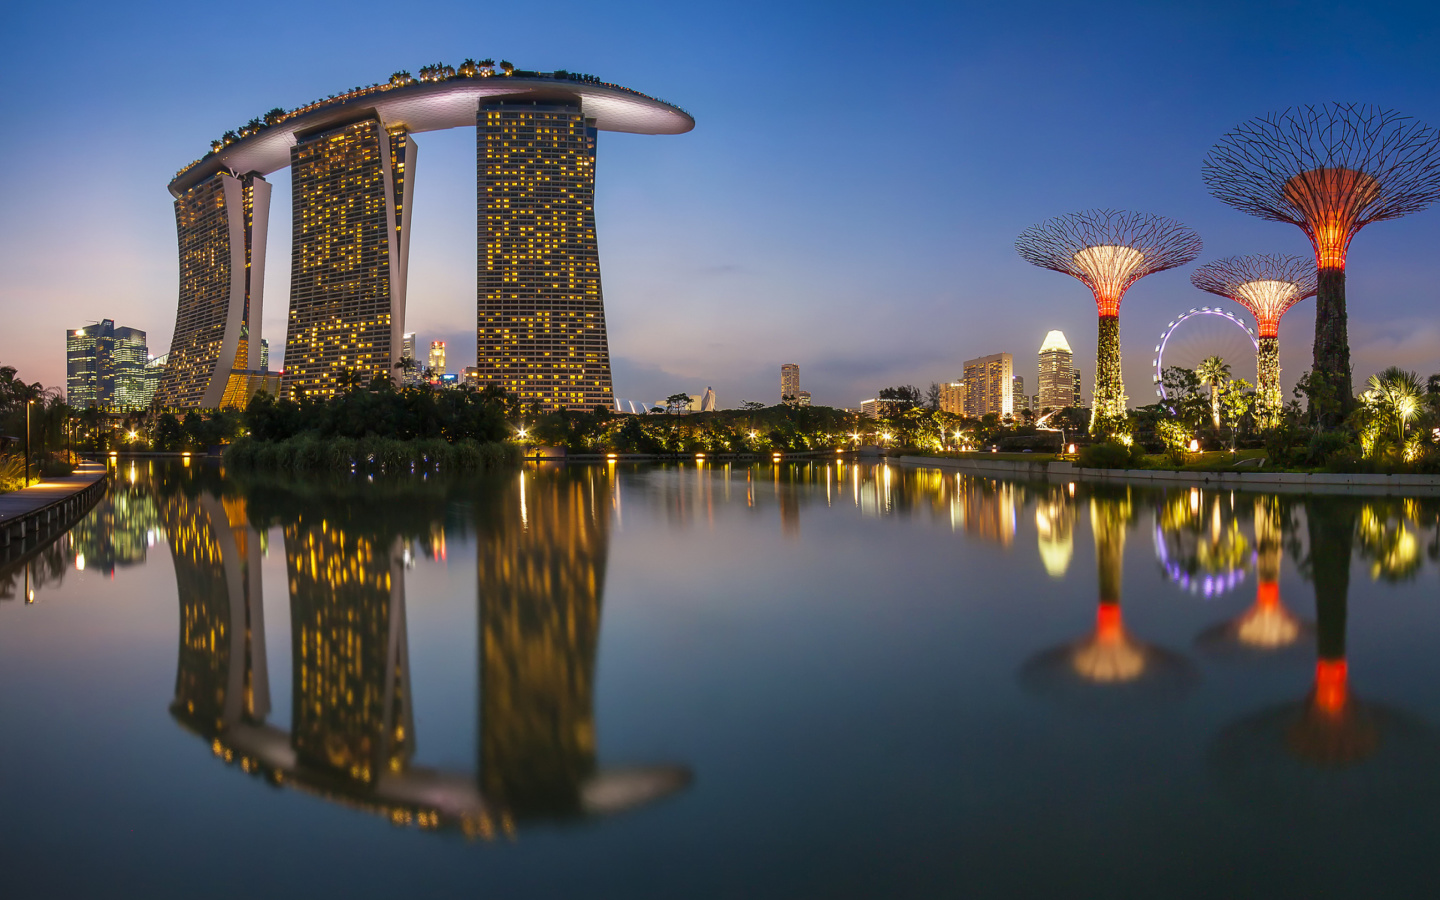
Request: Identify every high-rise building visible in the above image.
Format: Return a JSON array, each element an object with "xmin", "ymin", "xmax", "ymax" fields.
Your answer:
[
  {"xmin": 113, "ymin": 325, "xmax": 150, "ymax": 411},
  {"xmin": 962, "ymin": 353, "xmax": 1013, "ymax": 418},
  {"xmin": 781, "ymin": 364, "xmax": 800, "ymax": 403},
  {"xmin": 67, "ymin": 320, "xmax": 114, "ymax": 409},
  {"xmin": 1073, "ymin": 369, "xmax": 1086, "ymax": 408},
  {"xmin": 400, "ymin": 333, "xmax": 418, "ymax": 385},
  {"xmin": 477, "ymin": 101, "xmax": 612, "ymax": 412},
  {"xmin": 1037, "ymin": 330, "xmax": 1076, "ymax": 412},
  {"xmin": 939, "ymin": 381, "xmax": 965, "ymax": 416},
  {"xmin": 137, "ymin": 354, "xmax": 166, "ymax": 409},
  {"xmin": 1012, "ymin": 376, "xmax": 1029, "ymax": 415},
  {"xmin": 283, "ymin": 117, "xmax": 415, "ymax": 401},
  {"xmin": 428, "ymin": 340, "xmax": 446, "ymax": 378},
  {"xmin": 159, "ymin": 172, "xmax": 271, "ymax": 409},
  {"xmin": 68, "ymin": 320, "xmax": 152, "ymax": 410},
  {"xmin": 701, "ymin": 387, "xmax": 716, "ymax": 412},
  {"xmin": 259, "ymin": 338, "xmax": 270, "ymax": 373}
]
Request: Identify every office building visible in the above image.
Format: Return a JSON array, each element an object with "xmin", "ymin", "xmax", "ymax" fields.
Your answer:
[
  {"xmin": 939, "ymin": 381, "xmax": 965, "ymax": 416},
  {"xmin": 781, "ymin": 364, "xmax": 800, "ymax": 403},
  {"xmin": 701, "ymin": 387, "xmax": 716, "ymax": 412},
  {"xmin": 429, "ymin": 340, "xmax": 446, "ymax": 378},
  {"xmin": 962, "ymin": 353, "xmax": 1013, "ymax": 418},
  {"xmin": 283, "ymin": 117, "xmax": 415, "ymax": 401},
  {"xmin": 1012, "ymin": 376, "xmax": 1029, "ymax": 415},
  {"xmin": 1073, "ymin": 369, "xmax": 1086, "ymax": 408},
  {"xmin": 135, "ymin": 354, "xmax": 166, "ymax": 409},
  {"xmin": 1037, "ymin": 330, "xmax": 1077, "ymax": 412},
  {"xmin": 259, "ymin": 338, "xmax": 270, "ymax": 373},
  {"xmin": 795, "ymin": 390, "xmax": 811, "ymax": 407},
  {"xmin": 477, "ymin": 101, "xmax": 613, "ymax": 411},
  {"xmin": 67, "ymin": 319, "xmax": 152, "ymax": 410}
]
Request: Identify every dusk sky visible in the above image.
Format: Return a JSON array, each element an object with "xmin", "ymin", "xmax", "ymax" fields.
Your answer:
[{"xmin": 4, "ymin": 0, "xmax": 1440, "ymax": 409}]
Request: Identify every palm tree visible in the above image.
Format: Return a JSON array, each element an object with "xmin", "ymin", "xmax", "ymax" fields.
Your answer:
[
  {"xmin": 1195, "ymin": 356, "xmax": 1231, "ymax": 437},
  {"xmin": 1365, "ymin": 367, "xmax": 1423, "ymax": 446}
]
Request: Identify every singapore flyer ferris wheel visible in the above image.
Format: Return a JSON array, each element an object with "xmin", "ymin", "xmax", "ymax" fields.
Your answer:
[{"xmin": 1152, "ymin": 307, "xmax": 1258, "ymax": 411}]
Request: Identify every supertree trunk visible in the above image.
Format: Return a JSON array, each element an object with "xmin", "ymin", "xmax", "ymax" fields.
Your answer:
[
  {"xmin": 1256, "ymin": 336, "xmax": 1282, "ymax": 429},
  {"xmin": 1092, "ymin": 314, "xmax": 1126, "ymax": 435},
  {"xmin": 1311, "ymin": 267, "xmax": 1353, "ymax": 427}
]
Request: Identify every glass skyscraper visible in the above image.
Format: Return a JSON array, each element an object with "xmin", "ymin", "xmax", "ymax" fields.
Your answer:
[{"xmin": 67, "ymin": 319, "xmax": 151, "ymax": 410}]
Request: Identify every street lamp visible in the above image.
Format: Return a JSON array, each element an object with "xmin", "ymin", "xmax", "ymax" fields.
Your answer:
[{"xmin": 24, "ymin": 399, "xmax": 36, "ymax": 487}]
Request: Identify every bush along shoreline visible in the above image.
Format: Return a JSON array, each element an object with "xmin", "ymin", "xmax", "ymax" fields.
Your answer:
[{"xmin": 223, "ymin": 435, "xmax": 519, "ymax": 472}]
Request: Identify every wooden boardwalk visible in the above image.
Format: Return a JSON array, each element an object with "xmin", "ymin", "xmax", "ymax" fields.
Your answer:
[{"xmin": 0, "ymin": 463, "xmax": 109, "ymax": 549}]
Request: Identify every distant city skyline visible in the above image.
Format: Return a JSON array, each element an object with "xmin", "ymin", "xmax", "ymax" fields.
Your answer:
[{"xmin": 7, "ymin": 2, "xmax": 1440, "ymax": 410}]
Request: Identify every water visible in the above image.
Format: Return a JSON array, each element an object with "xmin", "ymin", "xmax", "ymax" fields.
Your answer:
[{"xmin": 2, "ymin": 459, "xmax": 1439, "ymax": 898}]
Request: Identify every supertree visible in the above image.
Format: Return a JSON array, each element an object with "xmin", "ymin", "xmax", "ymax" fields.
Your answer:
[
  {"xmin": 1202, "ymin": 104, "xmax": 1440, "ymax": 426},
  {"xmin": 1190, "ymin": 254, "xmax": 1317, "ymax": 428},
  {"xmin": 1016, "ymin": 210, "xmax": 1202, "ymax": 436}
]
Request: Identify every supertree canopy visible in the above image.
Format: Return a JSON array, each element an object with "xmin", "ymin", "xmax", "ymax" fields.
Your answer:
[
  {"xmin": 1191, "ymin": 254, "xmax": 1317, "ymax": 427},
  {"xmin": 1016, "ymin": 210, "xmax": 1202, "ymax": 434},
  {"xmin": 1202, "ymin": 103, "xmax": 1440, "ymax": 425}
]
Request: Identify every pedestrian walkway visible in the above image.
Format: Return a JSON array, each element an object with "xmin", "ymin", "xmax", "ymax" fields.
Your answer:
[{"xmin": 0, "ymin": 462, "xmax": 109, "ymax": 549}]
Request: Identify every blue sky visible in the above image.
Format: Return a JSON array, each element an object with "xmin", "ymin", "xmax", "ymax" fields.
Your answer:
[{"xmin": 3, "ymin": 0, "xmax": 1440, "ymax": 408}]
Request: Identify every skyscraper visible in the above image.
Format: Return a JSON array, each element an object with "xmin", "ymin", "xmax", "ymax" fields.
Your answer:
[
  {"xmin": 283, "ymin": 117, "xmax": 415, "ymax": 401},
  {"xmin": 400, "ymin": 333, "xmax": 418, "ymax": 384},
  {"xmin": 962, "ymin": 353, "xmax": 1013, "ymax": 418},
  {"xmin": 1073, "ymin": 369, "xmax": 1086, "ymax": 408},
  {"xmin": 1037, "ymin": 330, "xmax": 1076, "ymax": 412},
  {"xmin": 259, "ymin": 339, "xmax": 270, "ymax": 373},
  {"xmin": 1012, "ymin": 376, "xmax": 1029, "ymax": 414},
  {"xmin": 781, "ymin": 364, "xmax": 800, "ymax": 403},
  {"xmin": 428, "ymin": 340, "xmax": 446, "ymax": 378},
  {"xmin": 477, "ymin": 101, "xmax": 612, "ymax": 411},
  {"xmin": 159, "ymin": 172, "xmax": 271, "ymax": 409},
  {"xmin": 701, "ymin": 387, "xmax": 716, "ymax": 412},
  {"xmin": 68, "ymin": 320, "xmax": 151, "ymax": 410},
  {"xmin": 939, "ymin": 381, "xmax": 965, "ymax": 416}
]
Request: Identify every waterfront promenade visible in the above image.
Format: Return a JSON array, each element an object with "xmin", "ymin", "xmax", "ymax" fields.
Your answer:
[{"xmin": 0, "ymin": 462, "xmax": 108, "ymax": 553}]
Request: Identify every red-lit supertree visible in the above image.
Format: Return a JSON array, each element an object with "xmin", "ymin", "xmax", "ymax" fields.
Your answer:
[
  {"xmin": 1017, "ymin": 210, "xmax": 1202, "ymax": 436},
  {"xmin": 1202, "ymin": 104, "xmax": 1440, "ymax": 426},
  {"xmin": 1191, "ymin": 254, "xmax": 1317, "ymax": 428}
]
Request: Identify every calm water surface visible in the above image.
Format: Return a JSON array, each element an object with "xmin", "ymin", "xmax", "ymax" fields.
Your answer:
[{"xmin": 3, "ymin": 460, "xmax": 1440, "ymax": 898}]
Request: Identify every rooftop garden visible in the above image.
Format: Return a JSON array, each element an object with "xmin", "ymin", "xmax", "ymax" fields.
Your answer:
[{"xmin": 174, "ymin": 61, "xmax": 688, "ymax": 181}]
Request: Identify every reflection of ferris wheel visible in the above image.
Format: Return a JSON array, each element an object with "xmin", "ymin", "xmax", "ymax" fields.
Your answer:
[{"xmin": 1152, "ymin": 307, "xmax": 1259, "ymax": 410}]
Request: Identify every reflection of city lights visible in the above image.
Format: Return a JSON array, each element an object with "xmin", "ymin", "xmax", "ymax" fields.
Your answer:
[
  {"xmin": 1190, "ymin": 487, "xmax": 1200, "ymax": 514},
  {"xmin": 75, "ymin": 554, "xmax": 85, "ymax": 571}
]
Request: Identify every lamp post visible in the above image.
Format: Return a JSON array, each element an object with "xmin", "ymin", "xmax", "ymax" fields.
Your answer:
[{"xmin": 24, "ymin": 399, "xmax": 33, "ymax": 486}]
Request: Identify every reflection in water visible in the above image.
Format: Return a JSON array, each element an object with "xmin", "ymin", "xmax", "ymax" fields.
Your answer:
[
  {"xmin": 1035, "ymin": 486, "xmax": 1074, "ymax": 578},
  {"xmin": 1154, "ymin": 487, "xmax": 1250, "ymax": 597},
  {"xmin": 1358, "ymin": 499, "xmax": 1424, "ymax": 582},
  {"xmin": 1021, "ymin": 488, "xmax": 1195, "ymax": 700},
  {"xmin": 147, "ymin": 464, "xmax": 692, "ymax": 837},
  {"xmin": 1212, "ymin": 496, "xmax": 1440, "ymax": 815},
  {"xmin": 1195, "ymin": 496, "xmax": 1309, "ymax": 655}
]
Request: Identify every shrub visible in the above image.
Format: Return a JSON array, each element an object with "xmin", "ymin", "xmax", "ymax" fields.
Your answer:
[{"xmin": 1077, "ymin": 441, "xmax": 1142, "ymax": 470}]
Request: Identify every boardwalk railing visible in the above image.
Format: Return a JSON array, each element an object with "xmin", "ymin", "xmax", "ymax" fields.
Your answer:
[{"xmin": 0, "ymin": 463, "xmax": 110, "ymax": 555}]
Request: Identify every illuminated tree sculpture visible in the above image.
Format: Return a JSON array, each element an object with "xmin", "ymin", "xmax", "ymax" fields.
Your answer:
[
  {"xmin": 1191, "ymin": 254, "xmax": 1317, "ymax": 428},
  {"xmin": 1017, "ymin": 210, "xmax": 1202, "ymax": 435},
  {"xmin": 1202, "ymin": 104, "xmax": 1440, "ymax": 426}
]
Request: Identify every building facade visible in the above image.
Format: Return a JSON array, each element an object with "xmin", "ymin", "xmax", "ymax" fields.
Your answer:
[
  {"xmin": 428, "ymin": 340, "xmax": 446, "ymax": 378},
  {"xmin": 159, "ymin": 172, "xmax": 271, "ymax": 409},
  {"xmin": 780, "ymin": 364, "xmax": 800, "ymax": 403},
  {"xmin": 962, "ymin": 353, "xmax": 1013, "ymax": 418},
  {"xmin": 939, "ymin": 381, "xmax": 965, "ymax": 416},
  {"xmin": 1037, "ymin": 330, "xmax": 1077, "ymax": 412},
  {"xmin": 1012, "ymin": 376, "xmax": 1029, "ymax": 415},
  {"xmin": 67, "ymin": 320, "xmax": 152, "ymax": 410},
  {"xmin": 1073, "ymin": 369, "xmax": 1086, "ymax": 408},
  {"xmin": 477, "ymin": 101, "xmax": 612, "ymax": 411},
  {"xmin": 283, "ymin": 117, "xmax": 415, "ymax": 401}
]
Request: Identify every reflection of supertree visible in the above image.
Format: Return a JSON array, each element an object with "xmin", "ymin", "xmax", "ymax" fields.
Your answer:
[
  {"xmin": 1196, "ymin": 496, "xmax": 1307, "ymax": 655},
  {"xmin": 1021, "ymin": 489, "xmax": 1195, "ymax": 699},
  {"xmin": 1203, "ymin": 105, "xmax": 1440, "ymax": 424},
  {"xmin": 1017, "ymin": 211, "xmax": 1202, "ymax": 433},
  {"xmin": 1190, "ymin": 255, "xmax": 1317, "ymax": 426},
  {"xmin": 1154, "ymin": 487, "xmax": 1250, "ymax": 597},
  {"xmin": 1035, "ymin": 486, "xmax": 1075, "ymax": 578}
]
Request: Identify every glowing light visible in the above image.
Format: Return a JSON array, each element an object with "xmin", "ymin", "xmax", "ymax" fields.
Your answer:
[
  {"xmin": 1313, "ymin": 659, "xmax": 1350, "ymax": 715},
  {"xmin": 1188, "ymin": 438, "xmax": 1200, "ymax": 452},
  {"xmin": 1039, "ymin": 329, "xmax": 1072, "ymax": 354},
  {"xmin": 1233, "ymin": 278, "xmax": 1306, "ymax": 337},
  {"xmin": 1071, "ymin": 244, "xmax": 1146, "ymax": 316},
  {"xmin": 75, "ymin": 554, "xmax": 86, "ymax": 571},
  {"xmin": 1282, "ymin": 167, "xmax": 1381, "ymax": 268},
  {"xmin": 516, "ymin": 428, "xmax": 528, "ymax": 440}
]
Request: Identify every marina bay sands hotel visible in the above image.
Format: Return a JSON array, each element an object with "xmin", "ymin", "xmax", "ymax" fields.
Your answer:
[{"xmin": 158, "ymin": 64, "xmax": 692, "ymax": 411}]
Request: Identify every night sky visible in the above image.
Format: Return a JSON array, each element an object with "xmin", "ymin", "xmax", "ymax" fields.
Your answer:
[{"xmin": 3, "ymin": 0, "xmax": 1439, "ymax": 409}]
